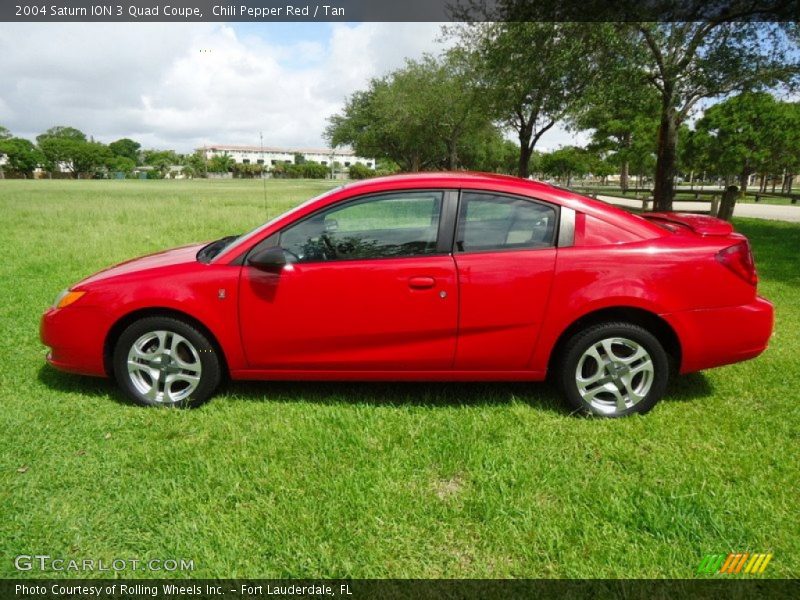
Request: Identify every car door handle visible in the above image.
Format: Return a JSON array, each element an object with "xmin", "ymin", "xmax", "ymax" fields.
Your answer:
[{"xmin": 408, "ymin": 276, "xmax": 436, "ymax": 289}]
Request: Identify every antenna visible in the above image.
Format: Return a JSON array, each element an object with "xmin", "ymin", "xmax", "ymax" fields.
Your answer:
[{"xmin": 260, "ymin": 131, "xmax": 268, "ymax": 218}]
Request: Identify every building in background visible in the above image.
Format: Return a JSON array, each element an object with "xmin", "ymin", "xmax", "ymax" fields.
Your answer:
[{"xmin": 199, "ymin": 145, "xmax": 374, "ymax": 170}]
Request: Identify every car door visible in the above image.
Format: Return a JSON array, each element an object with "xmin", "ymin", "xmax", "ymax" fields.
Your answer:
[
  {"xmin": 453, "ymin": 191, "xmax": 558, "ymax": 370},
  {"xmin": 238, "ymin": 190, "xmax": 459, "ymax": 370}
]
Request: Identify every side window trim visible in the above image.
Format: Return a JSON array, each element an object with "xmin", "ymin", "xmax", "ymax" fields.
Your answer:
[
  {"xmin": 269, "ymin": 189, "xmax": 449, "ymax": 264},
  {"xmin": 436, "ymin": 190, "xmax": 459, "ymax": 254},
  {"xmin": 453, "ymin": 189, "xmax": 561, "ymax": 254}
]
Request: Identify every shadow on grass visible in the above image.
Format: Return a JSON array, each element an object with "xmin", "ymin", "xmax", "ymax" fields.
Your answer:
[
  {"xmin": 663, "ymin": 372, "xmax": 713, "ymax": 403},
  {"xmin": 37, "ymin": 364, "xmax": 132, "ymax": 406},
  {"xmin": 224, "ymin": 379, "xmax": 568, "ymax": 412},
  {"xmin": 38, "ymin": 364, "xmax": 714, "ymax": 414}
]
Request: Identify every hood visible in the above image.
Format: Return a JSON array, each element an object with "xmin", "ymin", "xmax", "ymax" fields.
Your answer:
[{"xmin": 76, "ymin": 243, "xmax": 206, "ymax": 287}]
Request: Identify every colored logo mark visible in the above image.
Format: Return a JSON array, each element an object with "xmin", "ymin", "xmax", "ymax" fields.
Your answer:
[{"xmin": 697, "ymin": 553, "xmax": 773, "ymax": 575}]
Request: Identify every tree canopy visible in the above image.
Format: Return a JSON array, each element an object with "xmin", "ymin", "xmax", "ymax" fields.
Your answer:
[
  {"xmin": 621, "ymin": 22, "xmax": 800, "ymax": 209},
  {"xmin": 451, "ymin": 22, "xmax": 603, "ymax": 178},
  {"xmin": 326, "ymin": 52, "xmax": 498, "ymax": 171}
]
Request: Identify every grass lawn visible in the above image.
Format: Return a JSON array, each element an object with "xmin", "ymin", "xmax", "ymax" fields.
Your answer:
[{"xmin": 0, "ymin": 179, "xmax": 798, "ymax": 579}]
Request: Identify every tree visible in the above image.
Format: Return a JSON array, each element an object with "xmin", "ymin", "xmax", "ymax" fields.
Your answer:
[
  {"xmin": 692, "ymin": 93, "xmax": 781, "ymax": 194},
  {"xmin": 586, "ymin": 150, "xmax": 617, "ymax": 185},
  {"xmin": 106, "ymin": 155, "xmax": 136, "ymax": 176},
  {"xmin": 622, "ymin": 22, "xmax": 800, "ymax": 210},
  {"xmin": 689, "ymin": 92, "xmax": 800, "ymax": 206},
  {"xmin": 208, "ymin": 152, "xmax": 234, "ymax": 173},
  {"xmin": 36, "ymin": 126, "xmax": 88, "ymax": 174},
  {"xmin": 142, "ymin": 149, "xmax": 180, "ymax": 177},
  {"xmin": 0, "ymin": 138, "xmax": 43, "ymax": 177},
  {"xmin": 570, "ymin": 38, "xmax": 661, "ymax": 191},
  {"xmin": 326, "ymin": 52, "xmax": 496, "ymax": 172},
  {"xmin": 458, "ymin": 129, "xmax": 520, "ymax": 174},
  {"xmin": 35, "ymin": 127, "xmax": 112, "ymax": 177},
  {"xmin": 0, "ymin": 126, "xmax": 11, "ymax": 140},
  {"xmin": 540, "ymin": 146, "xmax": 591, "ymax": 187},
  {"xmin": 70, "ymin": 141, "xmax": 112, "ymax": 177},
  {"xmin": 108, "ymin": 138, "xmax": 141, "ymax": 163},
  {"xmin": 185, "ymin": 151, "xmax": 208, "ymax": 178},
  {"xmin": 451, "ymin": 22, "xmax": 603, "ymax": 177},
  {"xmin": 764, "ymin": 101, "xmax": 800, "ymax": 193}
]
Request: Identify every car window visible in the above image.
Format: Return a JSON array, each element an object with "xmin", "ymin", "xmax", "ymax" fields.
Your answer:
[
  {"xmin": 280, "ymin": 191, "xmax": 443, "ymax": 262},
  {"xmin": 457, "ymin": 192, "xmax": 557, "ymax": 252}
]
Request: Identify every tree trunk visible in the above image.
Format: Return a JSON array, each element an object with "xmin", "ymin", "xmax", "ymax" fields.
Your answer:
[
  {"xmin": 771, "ymin": 177, "xmax": 777, "ymax": 193},
  {"xmin": 517, "ymin": 123, "xmax": 533, "ymax": 178},
  {"xmin": 788, "ymin": 174, "xmax": 794, "ymax": 193},
  {"xmin": 447, "ymin": 141, "xmax": 458, "ymax": 171},
  {"xmin": 653, "ymin": 107, "xmax": 678, "ymax": 211},
  {"xmin": 738, "ymin": 170, "xmax": 749, "ymax": 196},
  {"xmin": 620, "ymin": 160, "xmax": 629, "ymax": 193},
  {"xmin": 759, "ymin": 173, "xmax": 766, "ymax": 192},
  {"xmin": 717, "ymin": 185, "xmax": 738, "ymax": 221}
]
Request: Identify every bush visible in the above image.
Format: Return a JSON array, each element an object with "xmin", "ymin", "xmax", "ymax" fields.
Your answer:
[
  {"xmin": 277, "ymin": 162, "xmax": 329, "ymax": 179},
  {"xmin": 348, "ymin": 163, "xmax": 376, "ymax": 179}
]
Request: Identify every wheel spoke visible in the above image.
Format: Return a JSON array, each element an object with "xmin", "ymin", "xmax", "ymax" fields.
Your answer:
[
  {"xmin": 574, "ymin": 335, "xmax": 655, "ymax": 415},
  {"xmin": 611, "ymin": 385, "xmax": 629, "ymax": 412},
  {"xmin": 126, "ymin": 329, "xmax": 203, "ymax": 404}
]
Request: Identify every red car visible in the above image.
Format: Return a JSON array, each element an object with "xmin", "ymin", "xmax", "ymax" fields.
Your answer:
[{"xmin": 41, "ymin": 173, "xmax": 774, "ymax": 416}]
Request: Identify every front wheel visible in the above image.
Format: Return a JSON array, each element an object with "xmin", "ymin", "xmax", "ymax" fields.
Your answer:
[
  {"xmin": 558, "ymin": 322, "xmax": 669, "ymax": 417},
  {"xmin": 112, "ymin": 316, "xmax": 221, "ymax": 408}
]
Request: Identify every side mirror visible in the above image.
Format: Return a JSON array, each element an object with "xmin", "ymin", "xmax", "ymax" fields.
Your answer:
[{"xmin": 247, "ymin": 246, "xmax": 286, "ymax": 273}]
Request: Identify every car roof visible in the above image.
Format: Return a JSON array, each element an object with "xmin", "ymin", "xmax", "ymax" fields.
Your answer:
[
  {"xmin": 215, "ymin": 172, "xmax": 666, "ymax": 263},
  {"xmin": 337, "ymin": 172, "xmax": 657, "ymax": 232}
]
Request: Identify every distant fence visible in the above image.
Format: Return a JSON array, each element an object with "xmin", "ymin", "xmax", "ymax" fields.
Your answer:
[{"xmin": 571, "ymin": 186, "xmax": 800, "ymax": 208}]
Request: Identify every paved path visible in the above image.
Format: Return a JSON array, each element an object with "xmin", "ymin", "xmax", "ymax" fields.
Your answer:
[{"xmin": 597, "ymin": 195, "xmax": 800, "ymax": 223}]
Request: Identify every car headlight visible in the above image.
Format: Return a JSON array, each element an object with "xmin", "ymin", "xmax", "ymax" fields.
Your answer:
[{"xmin": 53, "ymin": 289, "xmax": 86, "ymax": 309}]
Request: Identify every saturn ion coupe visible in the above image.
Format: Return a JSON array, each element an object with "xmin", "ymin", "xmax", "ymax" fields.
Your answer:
[{"xmin": 40, "ymin": 173, "xmax": 774, "ymax": 416}]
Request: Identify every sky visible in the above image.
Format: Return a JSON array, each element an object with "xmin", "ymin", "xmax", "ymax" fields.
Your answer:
[{"xmin": 0, "ymin": 22, "xmax": 586, "ymax": 154}]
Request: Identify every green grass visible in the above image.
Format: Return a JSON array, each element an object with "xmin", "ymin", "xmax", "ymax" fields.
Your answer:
[{"xmin": 0, "ymin": 179, "xmax": 798, "ymax": 579}]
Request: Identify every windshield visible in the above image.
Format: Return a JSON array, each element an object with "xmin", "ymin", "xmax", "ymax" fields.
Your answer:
[{"xmin": 205, "ymin": 186, "xmax": 344, "ymax": 263}]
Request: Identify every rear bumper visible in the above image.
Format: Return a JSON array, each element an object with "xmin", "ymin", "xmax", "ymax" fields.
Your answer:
[
  {"xmin": 663, "ymin": 296, "xmax": 774, "ymax": 374},
  {"xmin": 40, "ymin": 306, "xmax": 109, "ymax": 377}
]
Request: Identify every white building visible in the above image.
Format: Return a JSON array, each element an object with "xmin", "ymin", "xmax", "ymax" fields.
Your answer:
[{"xmin": 199, "ymin": 144, "xmax": 374, "ymax": 169}]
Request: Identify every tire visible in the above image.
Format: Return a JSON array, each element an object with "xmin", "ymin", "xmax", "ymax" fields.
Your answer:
[
  {"xmin": 112, "ymin": 316, "xmax": 221, "ymax": 408},
  {"xmin": 557, "ymin": 322, "xmax": 669, "ymax": 417}
]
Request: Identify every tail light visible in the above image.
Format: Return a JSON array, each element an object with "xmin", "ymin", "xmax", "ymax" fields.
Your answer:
[{"xmin": 716, "ymin": 241, "xmax": 758, "ymax": 286}]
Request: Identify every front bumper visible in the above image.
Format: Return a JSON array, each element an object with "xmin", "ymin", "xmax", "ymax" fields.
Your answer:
[
  {"xmin": 40, "ymin": 305, "xmax": 110, "ymax": 377},
  {"xmin": 663, "ymin": 296, "xmax": 775, "ymax": 374}
]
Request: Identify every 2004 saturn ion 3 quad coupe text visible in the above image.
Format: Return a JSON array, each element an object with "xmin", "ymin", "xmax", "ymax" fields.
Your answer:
[{"xmin": 40, "ymin": 173, "xmax": 774, "ymax": 417}]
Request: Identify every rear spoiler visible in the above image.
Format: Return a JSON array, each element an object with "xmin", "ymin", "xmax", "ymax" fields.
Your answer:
[{"xmin": 642, "ymin": 212, "xmax": 734, "ymax": 236}]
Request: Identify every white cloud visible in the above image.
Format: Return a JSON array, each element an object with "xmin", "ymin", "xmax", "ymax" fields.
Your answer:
[{"xmin": 0, "ymin": 22, "xmax": 446, "ymax": 152}]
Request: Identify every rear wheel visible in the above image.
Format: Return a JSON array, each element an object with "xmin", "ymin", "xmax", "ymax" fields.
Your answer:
[
  {"xmin": 112, "ymin": 316, "xmax": 221, "ymax": 408},
  {"xmin": 558, "ymin": 322, "xmax": 669, "ymax": 417}
]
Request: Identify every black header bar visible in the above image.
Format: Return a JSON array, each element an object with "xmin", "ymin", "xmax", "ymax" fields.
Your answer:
[{"xmin": 3, "ymin": 0, "xmax": 799, "ymax": 22}]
